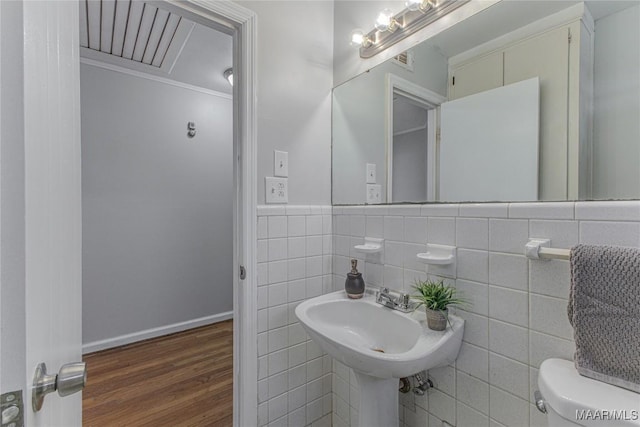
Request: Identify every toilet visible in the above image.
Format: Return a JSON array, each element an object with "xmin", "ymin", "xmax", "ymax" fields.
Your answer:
[{"xmin": 537, "ymin": 358, "xmax": 640, "ymax": 426}]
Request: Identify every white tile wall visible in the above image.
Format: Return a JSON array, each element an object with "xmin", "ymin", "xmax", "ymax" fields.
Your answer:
[
  {"xmin": 257, "ymin": 205, "xmax": 334, "ymax": 427},
  {"xmin": 329, "ymin": 201, "xmax": 640, "ymax": 427}
]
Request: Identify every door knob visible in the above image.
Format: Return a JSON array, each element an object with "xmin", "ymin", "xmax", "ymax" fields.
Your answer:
[{"xmin": 32, "ymin": 362, "xmax": 86, "ymax": 412}]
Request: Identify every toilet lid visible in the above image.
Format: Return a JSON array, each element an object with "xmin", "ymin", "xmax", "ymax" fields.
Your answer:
[{"xmin": 538, "ymin": 359, "xmax": 640, "ymax": 427}]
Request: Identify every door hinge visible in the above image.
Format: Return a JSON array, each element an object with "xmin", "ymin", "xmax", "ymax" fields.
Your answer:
[
  {"xmin": 239, "ymin": 265, "xmax": 246, "ymax": 280},
  {"xmin": 452, "ymin": 76, "xmax": 455, "ymax": 86},
  {"xmin": 568, "ymin": 30, "xmax": 572, "ymax": 44}
]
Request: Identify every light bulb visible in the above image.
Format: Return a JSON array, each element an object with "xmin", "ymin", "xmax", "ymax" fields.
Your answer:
[
  {"xmin": 405, "ymin": 0, "xmax": 422, "ymax": 11},
  {"xmin": 350, "ymin": 29, "xmax": 364, "ymax": 46},
  {"xmin": 375, "ymin": 9, "xmax": 394, "ymax": 32}
]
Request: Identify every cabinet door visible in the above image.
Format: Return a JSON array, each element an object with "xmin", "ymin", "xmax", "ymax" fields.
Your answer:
[
  {"xmin": 450, "ymin": 51, "xmax": 503, "ymax": 100},
  {"xmin": 504, "ymin": 26, "xmax": 570, "ymax": 200}
]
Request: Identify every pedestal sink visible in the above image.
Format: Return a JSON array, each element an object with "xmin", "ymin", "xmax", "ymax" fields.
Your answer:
[{"xmin": 295, "ymin": 290, "xmax": 464, "ymax": 427}]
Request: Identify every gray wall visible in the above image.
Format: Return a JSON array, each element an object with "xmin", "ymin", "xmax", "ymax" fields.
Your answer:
[
  {"xmin": 81, "ymin": 64, "xmax": 233, "ymax": 346},
  {"xmin": 592, "ymin": 4, "xmax": 640, "ymax": 199},
  {"xmin": 392, "ymin": 128, "xmax": 429, "ymax": 202},
  {"xmin": 239, "ymin": 1, "xmax": 334, "ymax": 206}
]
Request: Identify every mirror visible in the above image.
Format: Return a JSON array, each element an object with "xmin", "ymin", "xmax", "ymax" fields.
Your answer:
[{"xmin": 332, "ymin": 1, "xmax": 640, "ymax": 205}]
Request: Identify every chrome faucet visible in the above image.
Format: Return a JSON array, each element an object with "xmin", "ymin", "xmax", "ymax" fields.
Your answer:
[{"xmin": 375, "ymin": 288, "xmax": 416, "ymax": 313}]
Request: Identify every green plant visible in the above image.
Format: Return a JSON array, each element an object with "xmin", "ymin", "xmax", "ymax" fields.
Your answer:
[{"xmin": 412, "ymin": 279, "xmax": 466, "ymax": 311}]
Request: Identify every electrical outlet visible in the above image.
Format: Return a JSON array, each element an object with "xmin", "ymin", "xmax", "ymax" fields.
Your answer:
[
  {"xmin": 366, "ymin": 184, "xmax": 382, "ymax": 204},
  {"xmin": 274, "ymin": 150, "xmax": 289, "ymax": 177},
  {"xmin": 265, "ymin": 177, "xmax": 288, "ymax": 204},
  {"xmin": 366, "ymin": 163, "xmax": 377, "ymax": 184}
]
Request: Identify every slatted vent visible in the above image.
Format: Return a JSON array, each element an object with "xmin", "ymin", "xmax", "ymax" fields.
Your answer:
[
  {"xmin": 395, "ymin": 52, "xmax": 409, "ymax": 65},
  {"xmin": 393, "ymin": 50, "xmax": 414, "ymax": 71},
  {"xmin": 79, "ymin": 0, "xmax": 181, "ymax": 68}
]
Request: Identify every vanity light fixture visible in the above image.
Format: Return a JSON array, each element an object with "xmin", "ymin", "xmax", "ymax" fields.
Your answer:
[
  {"xmin": 352, "ymin": 0, "xmax": 469, "ymax": 59},
  {"xmin": 405, "ymin": 0, "xmax": 436, "ymax": 12},
  {"xmin": 223, "ymin": 68, "xmax": 233, "ymax": 86},
  {"xmin": 350, "ymin": 29, "xmax": 372, "ymax": 48},
  {"xmin": 375, "ymin": 8, "xmax": 398, "ymax": 32}
]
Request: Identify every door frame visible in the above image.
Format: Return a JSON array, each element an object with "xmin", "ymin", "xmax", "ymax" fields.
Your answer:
[{"xmin": 385, "ymin": 73, "xmax": 446, "ymax": 203}]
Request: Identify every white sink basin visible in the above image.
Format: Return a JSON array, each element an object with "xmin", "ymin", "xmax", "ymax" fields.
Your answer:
[
  {"xmin": 296, "ymin": 290, "xmax": 464, "ymax": 378},
  {"xmin": 295, "ymin": 290, "xmax": 465, "ymax": 427}
]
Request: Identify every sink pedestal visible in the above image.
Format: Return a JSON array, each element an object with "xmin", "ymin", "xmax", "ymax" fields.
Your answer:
[{"xmin": 353, "ymin": 371, "xmax": 399, "ymax": 427}]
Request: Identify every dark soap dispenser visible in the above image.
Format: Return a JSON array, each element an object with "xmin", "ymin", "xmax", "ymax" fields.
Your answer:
[{"xmin": 345, "ymin": 259, "xmax": 365, "ymax": 299}]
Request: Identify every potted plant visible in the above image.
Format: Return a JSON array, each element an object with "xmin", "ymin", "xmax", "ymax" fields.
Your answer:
[{"xmin": 412, "ymin": 280, "xmax": 466, "ymax": 331}]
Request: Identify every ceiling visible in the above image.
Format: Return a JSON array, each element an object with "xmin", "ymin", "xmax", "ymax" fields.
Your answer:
[
  {"xmin": 79, "ymin": 0, "xmax": 232, "ymax": 94},
  {"xmin": 424, "ymin": 0, "xmax": 639, "ymax": 59}
]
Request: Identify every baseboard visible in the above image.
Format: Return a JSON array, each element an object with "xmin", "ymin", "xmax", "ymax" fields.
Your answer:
[{"xmin": 82, "ymin": 311, "xmax": 234, "ymax": 354}]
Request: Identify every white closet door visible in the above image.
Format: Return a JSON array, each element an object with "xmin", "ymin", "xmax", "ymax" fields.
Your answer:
[{"xmin": 439, "ymin": 77, "xmax": 540, "ymax": 202}]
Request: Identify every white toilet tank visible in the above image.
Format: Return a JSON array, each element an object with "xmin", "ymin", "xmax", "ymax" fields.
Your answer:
[{"xmin": 537, "ymin": 358, "xmax": 640, "ymax": 427}]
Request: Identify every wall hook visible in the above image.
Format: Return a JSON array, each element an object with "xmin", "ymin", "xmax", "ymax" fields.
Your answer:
[{"xmin": 187, "ymin": 121, "xmax": 196, "ymax": 138}]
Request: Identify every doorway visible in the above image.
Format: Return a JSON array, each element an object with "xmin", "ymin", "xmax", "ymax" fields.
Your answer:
[
  {"xmin": 1, "ymin": 1, "xmax": 255, "ymax": 425},
  {"xmin": 79, "ymin": 3, "xmax": 235, "ymax": 423},
  {"xmin": 385, "ymin": 74, "xmax": 446, "ymax": 203}
]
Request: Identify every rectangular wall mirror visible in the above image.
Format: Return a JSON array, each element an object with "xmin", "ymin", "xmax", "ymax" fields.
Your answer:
[{"xmin": 332, "ymin": 0, "xmax": 640, "ymax": 205}]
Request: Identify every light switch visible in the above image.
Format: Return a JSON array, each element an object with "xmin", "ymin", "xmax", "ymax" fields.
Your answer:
[
  {"xmin": 265, "ymin": 177, "xmax": 288, "ymax": 204},
  {"xmin": 274, "ymin": 150, "xmax": 289, "ymax": 177},
  {"xmin": 366, "ymin": 184, "xmax": 382, "ymax": 204},
  {"xmin": 366, "ymin": 163, "xmax": 376, "ymax": 184}
]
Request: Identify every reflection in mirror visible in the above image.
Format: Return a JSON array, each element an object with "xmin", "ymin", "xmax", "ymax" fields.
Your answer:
[
  {"xmin": 332, "ymin": 1, "xmax": 640, "ymax": 205},
  {"xmin": 440, "ymin": 77, "xmax": 539, "ymax": 202},
  {"xmin": 392, "ymin": 93, "xmax": 431, "ymax": 203},
  {"xmin": 388, "ymin": 75, "xmax": 444, "ymax": 203}
]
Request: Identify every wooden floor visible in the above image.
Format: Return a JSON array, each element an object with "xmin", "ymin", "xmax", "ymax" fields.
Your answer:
[{"xmin": 83, "ymin": 321, "xmax": 233, "ymax": 427}]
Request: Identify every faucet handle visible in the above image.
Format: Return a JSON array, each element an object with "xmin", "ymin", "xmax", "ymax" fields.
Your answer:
[{"xmin": 398, "ymin": 293, "xmax": 411, "ymax": 309}]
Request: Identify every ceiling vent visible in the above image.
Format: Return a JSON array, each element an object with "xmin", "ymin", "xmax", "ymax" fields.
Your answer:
[
  {"xmin": 79, "ymin": 0, "xmax": 187, "ymax": 68},
  {"xmin": 393, "ymin": 50, "xmax": 414, "ymax": 71}
]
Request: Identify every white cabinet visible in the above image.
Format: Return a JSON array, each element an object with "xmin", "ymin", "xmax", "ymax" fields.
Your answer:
[
  {"xmin": 449, "ymin": 50, "xmax": 503, "ymax": 100},
  {"xmin": 449, "ymin": 17, "xmax": 593, "ymax": 200}
]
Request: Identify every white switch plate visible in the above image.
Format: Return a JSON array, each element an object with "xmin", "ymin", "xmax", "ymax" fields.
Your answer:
[
  {"xmin": 265, "ymin": 177, "xmax": 288, "ymax": 204},
  {"xmin": 274, "ymin": 150, "xmax": 289, "ymax": 177},
  {"xmin": 366, "ymin": 163, "xmax": 376, "ymax": 184},
  {"xmin": 366, "ymin": 184, "xmax": 382, "ymax": 204}
]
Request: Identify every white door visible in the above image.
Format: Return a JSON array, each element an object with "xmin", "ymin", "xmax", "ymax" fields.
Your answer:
[
  {"xmin": 439, "ymin": 77, "xmax": 540, "ymax": 202},
  {"xmin": 22, "ymin": 1, "xmax": 83, "ymax": 425},
  {"xmin": 0, "ymin": 0, "xmax": 83, "ymax": 425}
]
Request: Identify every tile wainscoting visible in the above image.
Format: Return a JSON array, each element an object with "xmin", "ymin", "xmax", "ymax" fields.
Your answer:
[
  {"xmin": 330, "ymin": 201, "xmax": 640, "ymax": 427},
  {"xmin": 256, "ymin": 201, "xmax": 640, "ymax": 427},
  {"xmin": 257, "ymin": 205, "xmax": 334, "ymax": 427}
]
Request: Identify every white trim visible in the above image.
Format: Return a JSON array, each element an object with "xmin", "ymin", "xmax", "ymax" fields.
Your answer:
[
  {"xmin": 80, "ymin": 57, "xmax": 232, "ymax": 99},
  {"xmin": 82, "ymin": 311, "xmax": 234, "ymax": 354},
  {"xmin": 386, "ymin": 74, "xmax": 446, "ymax": 203}
]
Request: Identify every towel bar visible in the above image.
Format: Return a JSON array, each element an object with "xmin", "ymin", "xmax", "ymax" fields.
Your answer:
[
  {"xmin": 537, "ymin": 247, "xmax": 570, "ymax": 260},
  {"xmin": 525, "ymin": 238, "xmax": 570, "ymax": 261}
]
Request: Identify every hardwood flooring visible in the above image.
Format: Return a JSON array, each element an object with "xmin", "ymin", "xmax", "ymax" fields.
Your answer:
[{"xmin": 83, "ymin": 321, "xmax": 233, "ymax": 427}]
